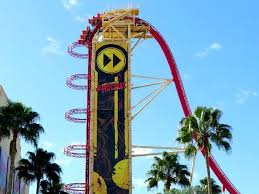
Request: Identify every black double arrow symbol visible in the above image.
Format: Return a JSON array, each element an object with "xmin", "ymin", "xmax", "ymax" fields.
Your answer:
[{"xmin": 103, "ymin": 53, "xmax": 121, "ymax": 68}]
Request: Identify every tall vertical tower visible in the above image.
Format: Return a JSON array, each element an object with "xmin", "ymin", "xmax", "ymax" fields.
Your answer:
[
  {"xmin": 91, "ymin": 40, "xmax": 130, "ymax": 194},
  {"xmin": 88, "ymin": 9, "xmax": 152, "ymax": 194}
]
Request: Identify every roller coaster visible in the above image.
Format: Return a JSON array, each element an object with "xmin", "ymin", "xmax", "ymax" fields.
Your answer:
[{"xmin": 63, "ymin": 8, "xmax": 239, "ymax": 194}]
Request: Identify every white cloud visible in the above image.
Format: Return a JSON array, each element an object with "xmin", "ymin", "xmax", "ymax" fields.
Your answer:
[
  {"xmin": 42, "ymin": 36, "xmax": 63, "ymax": 55},
  {"xmin": 62, "ymin": 0, "xmax": 80, "ymax": 10},
  {"xmin": 132, "ymin": 178, "xmax": 147, "ymax": 190},
  {"xmin": 75, "ymin": 14, "xmax": 93, "ymax": 23},
  {"xmin": 235, "ymin": 88, "xmax": 257, "ymax": 104},
  {"xmin": 210, "ymin": 42, "xmax": 222, "ymax": 50},
  {"xmin": 195, "ymin": 42, "xmax": 222, "ymax": 58},
  {"xmin": 43, "ymin": 141, "xmax": 55, "ymax": 149},
  {"xmin": 75, "ymin": 16, "xmax": 85, "ymax": 23}
]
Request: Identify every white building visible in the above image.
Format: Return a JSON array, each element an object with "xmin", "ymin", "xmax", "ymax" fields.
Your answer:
[{"xmin": 0, "ymin": 85, "xmax": 29, "ymax": 194}]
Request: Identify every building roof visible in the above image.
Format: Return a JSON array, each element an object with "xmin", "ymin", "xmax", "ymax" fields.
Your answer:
[{"xmin": 0, "ymin": 85, "xmax": 8, "ymax": 106}]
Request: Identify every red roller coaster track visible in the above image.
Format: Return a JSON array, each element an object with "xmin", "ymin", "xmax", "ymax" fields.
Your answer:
[{"xmin": 65, "ymin": 15, "xmax": 239, "ymax": 194}]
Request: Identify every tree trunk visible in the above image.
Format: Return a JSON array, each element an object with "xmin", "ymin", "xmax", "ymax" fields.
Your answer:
[
  {"xmin": 6, "ymin": 134, "xmax": 17, "ymax": 194},
  {"xmin": 205, "ymin": 149, "xmax": 212, "ymax": 194},
  {"xmin": 36, "ymin": 178, "xmax": 41, "ymax": 194},
  {"xmin": 164, "ymin": 178, "xmax": 171, "ymax": 193}
]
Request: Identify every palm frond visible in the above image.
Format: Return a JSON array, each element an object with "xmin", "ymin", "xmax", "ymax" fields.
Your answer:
[
  {"xmin": 146, "ymin": 178, "xmax": 158, "ymax": 190},
  {"xmin": 184, "ymin": 144, "xmax": 197, "ymax": 159},
  {"xmin": 0, "ymin": 102, "xmax": 44, "ymax": 147},
  {"xmin": 177, "ymin": 106, "xmax": 233, "ymax": 160},
  {"xmin": 146, "ymin": 152, "xmax": 190, "ymax": 191},
  {"xmin": 16, "ymin": 148, "xmax": 62, "ymax": 190}
]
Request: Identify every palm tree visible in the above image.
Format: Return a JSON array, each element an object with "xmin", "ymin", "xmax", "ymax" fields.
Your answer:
[
  {"xmin": 170, "ymin": 187, "xmax": 198, "ymax": 194},
  {"xmin": 200, "ymin": 177, "xmax": 221, "ymax": 194},
  {"xmin": 0, "ymin": 102, "xmax": 44, "ymax": 194},
  {"xmin": 170, "ymin": 186, "xmax": 208, "ymax": 194},
  {"xmin": 40, "ymin": 180, "xmax": 68, "ymax": 194},
  {"xmin": 16, "ymin": 148, "xmax": 62, "ymax": 194},
  {"xmin": 145, "ymin": 152, "xmax": 190, "ymax": 192},
  {"xmin": 176, "ymin": 106, "xmax": 232, "ymax": 194}
]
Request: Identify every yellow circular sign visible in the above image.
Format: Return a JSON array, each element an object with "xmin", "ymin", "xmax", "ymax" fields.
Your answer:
[
  {"xmin": 112, "ymin": 159, "xmax": 129, "ymax": 189},
  {"xmin": 93, "ymin": 172, "xmax": 107, "ymax": 194},
  {"xmin": 97, "ymin": 47, "xmax": 126, "ymax": 74}
]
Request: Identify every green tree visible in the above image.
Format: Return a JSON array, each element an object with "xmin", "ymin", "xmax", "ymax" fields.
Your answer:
[
  {"xmin": 170, "ymin": 187, "xmax": 207, "ymax": 194},
  {"xmin": 16, "ymin": 148, "xmax": 62, "ymax": 194},
  {"xmin": 176, "ymin": 106, "xmax": 232, "ymax": 194},
  {"xmin": 145, "ymin": 152, "xmax": 190, "ymax": 192},
  {"xmin": 0, "ymin": 102, "xmax": 44, "ymax": 194},
  {"xmin": 40, "ymin": 180, "xmax": 68, "ymax": 194},
  {"xmin": 200, "ymin": 177, "xmax": 221, "ymax": 194}
]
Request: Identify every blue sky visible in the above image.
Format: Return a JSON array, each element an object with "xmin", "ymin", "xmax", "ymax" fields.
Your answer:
[{"xmin": 1, "ymin": 0, "xmax": 259, "ymax": 193}]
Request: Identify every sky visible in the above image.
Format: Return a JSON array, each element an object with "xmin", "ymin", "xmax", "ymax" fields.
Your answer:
[{"xmin": 0, "ymin": 0, "xmax": 259, "ymax": 193}]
